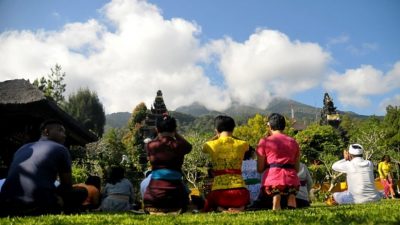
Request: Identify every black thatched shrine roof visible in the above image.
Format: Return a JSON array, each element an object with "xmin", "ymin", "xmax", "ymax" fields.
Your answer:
[{"xmin": 0, "ymin": 79, "xmax": 98, "ymax": 147}]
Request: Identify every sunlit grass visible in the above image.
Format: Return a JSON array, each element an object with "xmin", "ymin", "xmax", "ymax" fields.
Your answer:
[{"xmin": 1, "ymin": 199, "xmax": 399, "ymax": 225}]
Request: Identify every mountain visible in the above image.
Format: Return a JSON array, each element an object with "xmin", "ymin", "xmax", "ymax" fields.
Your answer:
[
  {"xmin": 175, "ymin": 102, "xmax": 220, "ymax": 117},
  {"xmin": 104, "ymin": 112, "xmax": 131, "ymax": 131},
  {"xmin": 265, "ymin": 98, "xmax": 321, "ymax": 123},
  {"xmin": 175, "ymin": 97, "xmax": 321, "ymax": 123},
  {"xmin": 105, "ymin": 98, "xmax": 370, "ymax": 131},
  {"xmin": 266, "ymin": 98, "xmax": 319, "ymax": 115}
]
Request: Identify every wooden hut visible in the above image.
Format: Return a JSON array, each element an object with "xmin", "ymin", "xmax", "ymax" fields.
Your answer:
[{"xmin": 0, "ymin": 79, "xmax": 98, "ymax": 176}]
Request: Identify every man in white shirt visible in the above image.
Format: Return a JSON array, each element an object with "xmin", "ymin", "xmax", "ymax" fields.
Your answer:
[{"xmin": 331, "ymin": 144, "xmax": 382, "ymax": 204}]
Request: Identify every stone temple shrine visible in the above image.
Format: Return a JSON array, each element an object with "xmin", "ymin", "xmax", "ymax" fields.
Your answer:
[
  {"xmin": 320, "ymin": 92, "xmax": 341, "ymax": 128},
  {"xmin": 140, "ymin": 90, "xmax": 168, "ymax": 139},
  {"xmin": 135, "ymin": 90, "xmax": 169, "ymax": 170}
]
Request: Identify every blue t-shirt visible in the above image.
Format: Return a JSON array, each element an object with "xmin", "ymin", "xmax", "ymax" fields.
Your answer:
[{"xmin": 2, "ymin": 138, "xmax": 71, "ymax": 206}]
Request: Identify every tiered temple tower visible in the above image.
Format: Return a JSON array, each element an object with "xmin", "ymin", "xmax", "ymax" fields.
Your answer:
[
  {"xmin": 137, "ymin": 90, "xmax": 169, "ymax": 171},
  {"xmin": 141, "ymin": 90, "xmax": 168, "ymax": 139},
  {"xmin": 320, "ymin": 92, "xmax": 341, "ymax": 128}
]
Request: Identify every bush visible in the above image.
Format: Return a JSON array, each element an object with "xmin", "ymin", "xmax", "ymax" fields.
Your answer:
[{"xmin": 71, "ymin": 163, "xmax": 89, "ymax": 184}]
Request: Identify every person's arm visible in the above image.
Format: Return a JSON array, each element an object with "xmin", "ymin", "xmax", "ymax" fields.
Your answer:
[
  {"xmin": 295, "ymin": 148, "xmax": 300, "ymax": 172},
  {"xmin": 378, "ymin": 162, "xmax": 385, "ymax": 179},
  {"xmin": 256, "ymin": 139, "xmax": 266, "ymax": 173},
  {"xmin": 175, "ymin": 132, "xmax": 192, "ymax": 154},
  {"xmin": 59, "ymin": 172, "xmax": 73, "ymax": 187},
  {"xmin": 202, "ymin": 142, "xmax": 210, "ymax": 154},
  {"xmin": 332, "ymin": 159, "xmax": 350, "ymax": 173},
  {"xmin": 57, "ymin": 146, "xmax": 73, "ymax": 191},
  {"xmin": 57, "ymin": 172, "xmax": 73, "ymax": 200},
  {"xmin": 257, "ymin": 154, "xmax": 266, "ymax": 173},
  {"xmin": 332, "ymin": 150, "xmax": 351, "ymax": 173}
]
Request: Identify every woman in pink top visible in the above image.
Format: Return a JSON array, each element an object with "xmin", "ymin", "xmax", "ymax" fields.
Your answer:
[{"xmin": 257, "ymin": 113, "xmax": 300, "ymax": 210}]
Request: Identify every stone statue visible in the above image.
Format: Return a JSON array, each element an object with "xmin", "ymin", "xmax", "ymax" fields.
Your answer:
[{"xmin": 320, "ymin": 92, "xmax": 340, "ymax": 128}]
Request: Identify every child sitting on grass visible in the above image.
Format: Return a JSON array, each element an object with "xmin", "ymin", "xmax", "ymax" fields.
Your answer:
[
  {"xmin": 242, "ymin": 147, "xmax": 261, "ymax": 205},
  {"xmin": 99, "ymin": 166, "xmax": 135, "ymax": 212}
]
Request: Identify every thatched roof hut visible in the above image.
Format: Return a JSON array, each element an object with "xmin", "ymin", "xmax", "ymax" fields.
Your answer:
[{"xmin": 0, "ymin": 79, "xmax": 98, "ymax": 174}]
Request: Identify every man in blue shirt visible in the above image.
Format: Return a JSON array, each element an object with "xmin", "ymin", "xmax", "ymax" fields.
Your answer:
[{"xmin": 0, "ymin": 119, "xmax": 85, "ymax": 216}]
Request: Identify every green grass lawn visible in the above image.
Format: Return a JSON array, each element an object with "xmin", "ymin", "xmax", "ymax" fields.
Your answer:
[{"xmin": 1, "ymin": 200, "xmax": 399, "ymax": 225}]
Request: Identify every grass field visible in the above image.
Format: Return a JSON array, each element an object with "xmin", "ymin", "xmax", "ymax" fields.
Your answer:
[{"xmin": 1, "ymin": 200, "xmax": 399, "ymax": 225}]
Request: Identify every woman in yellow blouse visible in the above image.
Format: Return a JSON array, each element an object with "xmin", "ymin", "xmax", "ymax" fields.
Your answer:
[
  {"xmin": 378, "ymin": 155, "xmax": 396, "ymax": 199},
  {"xmin": 202, "ymin": 115, "xmax": 250, "ymax": 212}
]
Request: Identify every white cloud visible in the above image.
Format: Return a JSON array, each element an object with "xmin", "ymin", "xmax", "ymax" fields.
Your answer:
[
  {"xmin": 379, "ymin": 94, "xmax": 400, "ymax": 113},
  {"xmin": 0, "ymin": 0, "xmax": 343, "ymax": 114},
  {"xmin": 327, "ymin": 34, "xmax": 349, "ymax": 47},
  {"xmin": 324, "ymin": 61, "xmax": 400, "ymax": 108},
  {"xmin": 346, "ymin": 42, "xmax": 378, "ymax": 56},
  {"xmin": 0, "ymin": 0, "xmax": 233, "ymax": 113},
  {"xmin": 212, "ymin": 29, "xmax": 331, "ymax": 108}
]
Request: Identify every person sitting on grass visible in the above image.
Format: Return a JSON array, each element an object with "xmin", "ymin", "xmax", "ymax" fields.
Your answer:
[
  {"xmin": 241, "ymin": 147, "xmax": 261, "ymax": 206},
  {"xmin": 143, "ymin": 114, "xmax": 192, "ymax": 214},
  {"xmin": 202, "ymin": 115, "xmax": 250, "ymax": 213},
  {"xmin": 295, "ymin": 162, "xmax": 313, "ymax": 208},
  {"xmin": 257, "ymin": 113, "xmax": 300, "ymax": 210},
  {"xmin": 99, "ymin": 166, "xmax": 135, "ymax": 211},
  {"xmin": 0, "ymin": 119, "xmax": 86, "ymax": 216},
  {"xmin": 378, "ymin": 155, "xmax": 396, "ymax": 199},
  {"xmin": 73, "ymin": 175, "xmax": 102, "ymax": 210},
  {"xmin": 328, "ymin": 144, "xmax": 382, "ymax": 205}
]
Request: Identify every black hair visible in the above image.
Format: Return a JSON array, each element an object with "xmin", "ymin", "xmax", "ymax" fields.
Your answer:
[
  {"xmin": 86, "ymin": 175, "xmax": 101, "ymax": 190},
  {"xmin": 381, "ymin": 155, "xmax": 391, "ymax": 162},
  {"xmin": 243, "ymin": 146, "xmax": 256, "ymax": 160},
  {"xmin": 156, "ymin": 114, "xmax": 177, "ymax": 133},
  {"xmin": 106, "ymin": 166, "xmax": 125, "ymax": 185},
  {"xmin": 40, "ymin": 119, "xmax": 63, "ymax": 132},
  {"xmin": 268, "ymin": 113, "xmax": 286, "ymax": 131},
  {"xmin": 214, "ymin": 115, "xmax": 235, "ymax": 133}
]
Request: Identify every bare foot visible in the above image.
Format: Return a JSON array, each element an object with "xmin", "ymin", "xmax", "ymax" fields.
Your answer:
[
  {"xmin": 217, "ymin": 206, "xmax": 244, "ymax": 213},
  {"xmin": 227, "ymin": 206, "xmax": 245, "ymax": 213}
]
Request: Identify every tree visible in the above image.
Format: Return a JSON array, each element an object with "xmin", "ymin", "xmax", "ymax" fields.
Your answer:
[
  {"xmin": 233, "ymin": 113, "xmax": 267, "ymax": 148},
  {"xmin": 186, "ymin": 115, "xmax": 215, "ymax": 134},
  {"xmin": 381, "ymin": 106, "xmax": 400, "ymax": 179},
  {"xmin": 64, "ymin": 88, "xmax": 106, "ymax": 137},
  {"xmin": 129, "ymin": 102, "xmax": 148, "ymax": 129},
  {"xmin": 383, "ymin": 105, "xmax": 400, "ymax": 151},
  {"xmin": 182, "ymin": 132, "xmax": 211, "ymax": 189},
  {"xmin": 32, "ymin": 64, "xmax": 66, "ymax": 105},
  {"xmin": 122, "ymin": 102, "xmax": 148, "ymax": 172},
  {"xmin": 233, "ymin": 113, "xmax": 298, "ymax": 148},
  {"xmin": 86, "ymin": 128, "xmax": 127, "ymax": 173},
  {"xmin": 350, "ymin": 116, "xmax": 386, "ymax": 161},
  {"xmin": 294, "ymin": 124, "xmax": 345, "ymax": 190},
  {"xmin": 295, "ymin": 124, "xmax": 345, "ymax": 163}
]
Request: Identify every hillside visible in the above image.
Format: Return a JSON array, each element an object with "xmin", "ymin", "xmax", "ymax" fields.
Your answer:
[
  {"xmin": 105, "ymin": 98, "xmax": 369, "ymax": 131},
  {"xmin": 174, "ymin": 102, "xmax": 220, "ymax": 117},
  {"xmin": 104, "ymin": 112, "xmax": 131, "ymax": 131},
  {"xmin": 175, "ymin": 97, "xmax": 321, "ymax": 124}
]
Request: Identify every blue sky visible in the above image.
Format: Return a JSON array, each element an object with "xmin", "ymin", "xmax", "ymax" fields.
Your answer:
[{"xmin": 0, "ymin": 0, "xmax": 399, "ymax": 115}]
